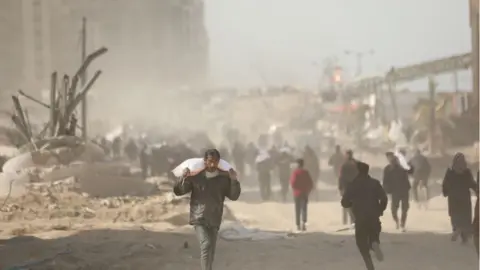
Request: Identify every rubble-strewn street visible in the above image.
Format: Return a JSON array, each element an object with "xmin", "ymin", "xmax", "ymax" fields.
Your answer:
[{"xmin": 0, "ymin": 0, "xmax": 478, "ymax": 269}]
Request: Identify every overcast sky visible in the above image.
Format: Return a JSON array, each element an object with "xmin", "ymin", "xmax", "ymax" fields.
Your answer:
[{"xmin": 205, "ymin": 0, "xmax": 473, "ymax": 90}]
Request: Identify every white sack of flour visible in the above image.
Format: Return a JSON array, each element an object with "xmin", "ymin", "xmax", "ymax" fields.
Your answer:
[{"xmin": 172, "ymin": 158, "xmax": 234, "ymax": 178}]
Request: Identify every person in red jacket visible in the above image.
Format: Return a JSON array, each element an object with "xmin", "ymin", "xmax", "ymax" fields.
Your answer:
[{"xmin": 290, "ymin": 158, "xmax": 314, "ymax": 231}]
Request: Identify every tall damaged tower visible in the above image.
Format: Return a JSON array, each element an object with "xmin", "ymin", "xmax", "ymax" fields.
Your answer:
[
  {"xmin": 159, "ymin": 0, "xmax": 209, "ymax": 88},
  {"xmin": 0, "ymin": 0, "xmax": 24, "ymax": 93},
  {"xmin": 0, "ymin": 0, "xmax": 50, "ymax": 93},
  {"xmin": 0, "ymin": 0, "xmax": 210, "ymax": 95},
  {"xmin": 111, "ymin": 0, "xmax": 209, "ymax": 88}
]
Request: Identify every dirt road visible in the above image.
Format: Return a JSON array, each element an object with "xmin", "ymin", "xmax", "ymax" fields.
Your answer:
[{"xmin": 0, "ymin": 173, "xmax": 478, "ymax": 270}]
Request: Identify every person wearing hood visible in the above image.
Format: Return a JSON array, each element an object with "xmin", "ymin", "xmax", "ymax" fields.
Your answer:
[
  {"xmin": 382, "ymin": 152, "xmax": 411, "ymax": 231},
  {"xmin": 342, "ymin": 161, "xmax": 387, "ymax": 270},
  {"xmin": 442, "ymin": 153, "xmax": 477, "ymax": 243},
  {"xmin": 173, "ymin": 149, "xmax": 241, "ymax": 270}
]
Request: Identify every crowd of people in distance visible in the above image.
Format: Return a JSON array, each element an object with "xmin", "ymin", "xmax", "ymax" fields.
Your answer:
[{"xmin": 95, "ymin": 134, "xmax": 479, "ymax": 270}]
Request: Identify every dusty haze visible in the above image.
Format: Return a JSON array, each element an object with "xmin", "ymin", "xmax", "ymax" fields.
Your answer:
[
  {"xmin": 0, "ymin": 0, "xmax": 474, "ymax": 135},
  {"xmin": 107, "ymin": 0, "xmax": 472, "ymax": 132},
  {"xmin": 206, "ymin": 0, "xmax": 472, "ymax": 89}
]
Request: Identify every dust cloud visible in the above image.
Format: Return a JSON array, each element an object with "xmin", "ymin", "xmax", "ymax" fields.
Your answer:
[
  {"xmin": 0, "ymin": 0, "xmax": 478, "ymax": 269},
  {"xmin": 79, "ymin": 0, "xmax": 470, "ymax": 135}
]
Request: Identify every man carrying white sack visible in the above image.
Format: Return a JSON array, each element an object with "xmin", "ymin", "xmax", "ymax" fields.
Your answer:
[{"xmin": 173, "ymin": 149, "xmax": 241, "ymax": 270}]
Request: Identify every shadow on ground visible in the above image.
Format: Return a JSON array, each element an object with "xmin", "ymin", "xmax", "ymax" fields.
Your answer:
[{"xmin": 0, "ymin": 228, "xmax": 477, "ymax": 270}]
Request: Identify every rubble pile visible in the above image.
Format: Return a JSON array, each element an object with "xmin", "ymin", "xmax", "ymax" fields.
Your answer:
[
  {"xmin": 0, "ymin": 177, "xmax": 190, "ymax": 232},
  {"xmin": 0, "ymin": 136, "xmax": 162, "ymax": 198},
  {"xmin": 0, "ymin": 135, "xmax": 196, "ymax": 236}
]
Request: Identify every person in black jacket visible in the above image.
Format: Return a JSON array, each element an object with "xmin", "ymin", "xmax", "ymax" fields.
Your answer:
[
  {"xmin": 339, "ymin": 150, "xmax": 358, "ymax": 225},
  {"xmin": 383, "ymin": 152, "xmax": 411, "ymax": 231},
  {"xmin": 173, "ymin": 149, "xmax": 241, "ymax": 270},
  {"xmin": 408, "ymin": 149, "xmax": 431, "ymax": 205},
  {"xmin": 342, "ymin": 161, "xmax": 388, "ymax": 270},
  {"xmin": 442, "ymin": 153, "xmax": 477, "ymax": 243}
]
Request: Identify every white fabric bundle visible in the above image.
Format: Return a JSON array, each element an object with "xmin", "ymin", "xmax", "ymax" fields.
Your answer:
[
  {"xmin": 255, "ymin": 150, "xmax": 270, "ymax": 163},
  {"xmin": 394, "ymin": 151, "xmax": 411, "ymax": 171},
  {"xmin": 171, "ymin": 158, "xmax": 234, "ymax": 178},
  {"xmin": 279, "ymin": 146, "xmax": 292, "ymax": 154}
]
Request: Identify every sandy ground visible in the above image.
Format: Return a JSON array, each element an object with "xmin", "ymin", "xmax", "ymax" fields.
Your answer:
[{"xmin": 0, "ymin": 167, "xmax": 478, "ymax": 270}]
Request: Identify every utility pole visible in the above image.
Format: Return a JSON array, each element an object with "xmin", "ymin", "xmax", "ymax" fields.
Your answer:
[
  {"xmin": 81, "ymin": 17, "xmax": 87, "ymax": 140},
  {"xmin": 452, "ymin": 71, "xmax": 460, "ymax": 113},
  {"xmin": 428, "ymin": 77, "xmax": 437, "ymax": 154},
  {"xmin": 344, "ymin": 49, "xmax": 374, "ymax": 77},
  {"xmin": 470, "ymin": 0, "xmax": 479, "ymax": 104}
]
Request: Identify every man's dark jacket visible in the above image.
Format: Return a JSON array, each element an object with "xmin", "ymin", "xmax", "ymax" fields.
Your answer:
[
  {"xmin": 408, "ymin": 154, "xmax": 431, "ymax": 180},
  {"xmin": 173, "ymin": 170, "xmax": 241, "ymax": 227},
  {"xmin": 341, "ymin": 173, "xmax": 388, "ymax": 221},
  {"xmin": 382, "ymin": 164, "xmax": 411, "ymax": 195}
]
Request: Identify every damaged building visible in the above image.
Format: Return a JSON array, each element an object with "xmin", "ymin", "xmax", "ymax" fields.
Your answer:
[{"xmin": 0, "ymin": 0, "xmax": 209, "ymax": 98}]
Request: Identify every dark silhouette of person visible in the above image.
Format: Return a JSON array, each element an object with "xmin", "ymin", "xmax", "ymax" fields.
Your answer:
[{"xmin": 342, "ymin": 161, "xmax": 387, "ymax": 270}]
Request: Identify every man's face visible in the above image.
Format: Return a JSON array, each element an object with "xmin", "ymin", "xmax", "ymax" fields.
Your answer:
[{"xmin": 204, "ymin": 155, "xmax": 219, "ymax": 172}]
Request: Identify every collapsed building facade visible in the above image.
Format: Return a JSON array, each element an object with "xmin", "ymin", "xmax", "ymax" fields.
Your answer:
[{"xmin": 0, "ymin": 0, "xmax": 209, "ymax": 98}]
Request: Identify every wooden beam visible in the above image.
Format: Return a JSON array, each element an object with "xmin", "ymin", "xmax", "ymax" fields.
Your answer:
[
  {"xmin": 18, "ymin": 90, "xmax": 50, "ymax": 109},
  {"xmin": 428, "ymin": 77, "xmax": 437, "ymax": 154},
  {"xmin": 65, "ymin": 70, "xmax": 102, "ymax": 127},
  {"xmin": 11, "ymin": 95, "xmax": 31, "ymax": 139}
]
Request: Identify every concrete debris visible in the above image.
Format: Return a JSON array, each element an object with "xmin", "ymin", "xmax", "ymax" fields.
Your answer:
[
  {"xmin": 4, "ymin": 136, "xmax": 105, "ymax": 174},
  {"xmin": 0, "ymin": 177, "xmax": 195, "ymax": 230},
  {"xmin": 0, "ymin": 136, "xmax": 240, "ymax": 238}
]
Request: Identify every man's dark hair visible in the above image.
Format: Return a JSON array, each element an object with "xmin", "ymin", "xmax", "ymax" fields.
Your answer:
[
  {"xmin": 204, "ymin": 148, "xmax": 221, "ymax": 160},
  {"xmin": 296, "ymin": 158, "xmax": 304, "ymax": 167},
  {"xmin": 385, "ymin": 151, "xmax": 394, "ymax": 157},
  {"xmin": 356, "ymin": 161, "xmax": 370, "ymax": 175}
]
